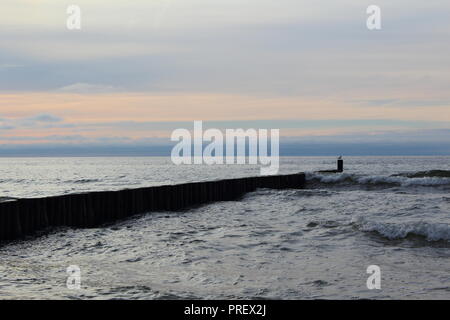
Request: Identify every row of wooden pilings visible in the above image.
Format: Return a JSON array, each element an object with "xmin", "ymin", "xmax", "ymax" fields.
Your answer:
[{"xmin": 0, "ymin": 173, "xmax": 305, "ymax": 242}]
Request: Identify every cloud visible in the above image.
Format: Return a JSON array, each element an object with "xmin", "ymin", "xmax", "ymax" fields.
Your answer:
[
  {"xmin": 57, "ymin": 83, "xmax": 116, "ymax": 94},
  {"xmin": 361, "ymin": 99, "xmax": 398, "ymax": 106},
  {"xmin": 0, "ymin": 0, "xmax": 449, "ymax": 153},
  {"xmin": 0, "ymin": 113, "xmax": 70, "ymax": 131},
  {"xmin": 1, "ymin": 0, "xmax": 450, "ymax": 98},
  {"xmin": 0, "ymin": 64, "xmax": 23, "ymax": 69},
  {"xmin": 1, "ymin": 131, "xmax": 450, "ymax": 156},
  {"xmin": 356, "ymin": 99, "xmax": 450, "ymax": 108},
  {"xmin": 27, "ymin": 114, "xmax": 63, "ymax": 123},
  {"xmin": 0, "ymin": 124, "xmax": 15, "ymax": 130},
  {"xmin": 0, "ymin": 134, "xmax": 87, "ymax": 142}
]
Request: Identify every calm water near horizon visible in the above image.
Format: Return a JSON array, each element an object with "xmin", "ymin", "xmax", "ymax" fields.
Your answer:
[{"xmin": 0, "ymin": 156, "xmax": 449, "ymax": 299}]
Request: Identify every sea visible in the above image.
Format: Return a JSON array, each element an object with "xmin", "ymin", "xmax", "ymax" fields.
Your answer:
[{"xmin": 0, "ymin": 156, "xmax": 449, "ymax": 299}]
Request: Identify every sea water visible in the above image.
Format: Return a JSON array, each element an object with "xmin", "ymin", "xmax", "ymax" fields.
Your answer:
[{"xmin": 0, "ymin": 156, "xmax": 449, "ymax": 299}]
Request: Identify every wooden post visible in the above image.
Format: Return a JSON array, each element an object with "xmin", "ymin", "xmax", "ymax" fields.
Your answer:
[{"xmin": 337, "ymin": 158, "xmax": 344, "ymax": 172}]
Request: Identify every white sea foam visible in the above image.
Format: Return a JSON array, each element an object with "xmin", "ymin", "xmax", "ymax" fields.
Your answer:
[
  {"xmin": 353, "ymin": 217, "xmax": 450, "ymax": 242},
  {"xmin": 306, "ymin": 172, "xmax": 450, "ymax": 187},
  {"xmin": 305, "ymin": 172, "xmax": 352, "ymax": 183},
  {"xmin": 401, "ymin": 177, "xmax": 450, "ymax": 186}
]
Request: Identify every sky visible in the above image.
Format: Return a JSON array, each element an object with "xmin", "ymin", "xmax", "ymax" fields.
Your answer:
[{"xmin": 1, "ymin": 0, "xmax": 450, "ymax": 155}]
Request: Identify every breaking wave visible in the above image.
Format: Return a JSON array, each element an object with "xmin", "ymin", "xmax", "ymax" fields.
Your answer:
[
  {"xmin": 352, "ymin": 217, "xmax": 450, "ymax": 242},
  {"xmin": 395, "ymin": 170, "xmax": 450, "ymax": 178},
  {"xmin": 0, "ymin": 196, "xmax": 16, "ymax": 203},
  {"xmin": 65, "ymin": 178, "xmax": 102, "ymax": 184},
  {"xmin": 306, "ymin": 171, "xmax": 450, "ymax": 188}
]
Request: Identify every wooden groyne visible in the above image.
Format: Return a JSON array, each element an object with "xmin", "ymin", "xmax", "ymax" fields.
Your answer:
[{"xmin": 0, "ymin": 173, "xmax": 305, "ymax": 242}]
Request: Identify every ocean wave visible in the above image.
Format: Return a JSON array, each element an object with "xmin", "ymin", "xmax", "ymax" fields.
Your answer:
[
  {"xmin": 395, "ymin": 170, "xmax": 450, "ymax": 178},
  {"xmin": 65, "ymin": 178, "xmax": 102, "ymax": 184},
  {"xmin": 0, "ymin": 196, "xmax": 17, "ymax": 203},
  {"xmin": 306, "ymin": 172, "xmax": 450, "ymax": 188},
  {"xmin": 352, "ymin": 217, "xmax": 450, "ymax": 242}
]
